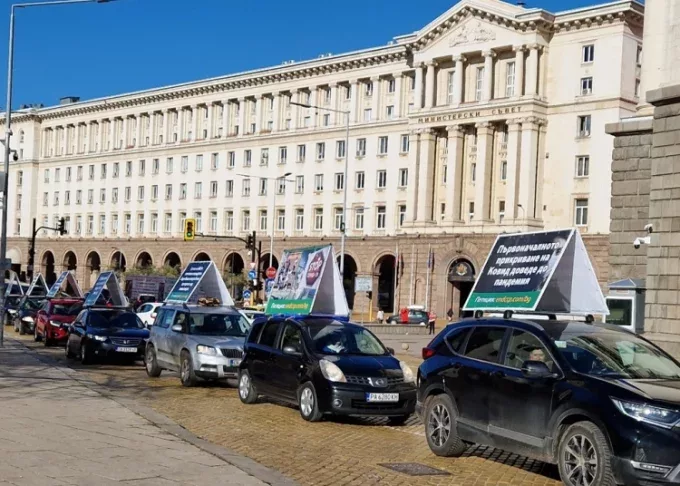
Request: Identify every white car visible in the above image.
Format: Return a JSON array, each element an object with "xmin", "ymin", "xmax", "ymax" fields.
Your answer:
[
  {"xmin": 136, "ymin": 302, "xmax": 163, "ymax": 328},
  {"xmin": 238, "ymin": 309, "xmax": 266, "ymax": 324}
]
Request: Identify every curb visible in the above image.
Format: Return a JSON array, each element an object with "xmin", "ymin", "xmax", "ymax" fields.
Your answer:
[{"xmin": 9, "ymin": 338, "xmax": 299, "ymax": 486}]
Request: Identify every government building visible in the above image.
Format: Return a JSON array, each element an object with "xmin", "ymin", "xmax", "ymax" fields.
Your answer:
[{"xmin": 2, "ymin": 0, "xmax": 643, "ymax": 317}]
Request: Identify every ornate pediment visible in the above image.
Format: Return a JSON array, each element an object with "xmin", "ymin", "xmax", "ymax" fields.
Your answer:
[{"xmin": 448, "ymin": 20, "xmax": 497, "ymax": 47}]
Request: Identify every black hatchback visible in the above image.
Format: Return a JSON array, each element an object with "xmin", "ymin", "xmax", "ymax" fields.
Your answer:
[
  {"xmin": 418, "ymin": 317, "xmax": 680, "ymax": 486},
  {"xmin": 238, "ymin": 315, "xmax": 417, "ymax": 423}
]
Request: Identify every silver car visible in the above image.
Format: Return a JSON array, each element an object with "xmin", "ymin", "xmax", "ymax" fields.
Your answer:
[{"xmin": 144, "ymin": 303, "xmax": 251, "ymax": 387}]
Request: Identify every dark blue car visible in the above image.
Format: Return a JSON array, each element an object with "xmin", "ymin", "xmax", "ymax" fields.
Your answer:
[
  {"xmin": 238, "ymin": 315, "xmax": 417, "ymax": 423},
  {"xmin": 417, "ymin": 317, "xmax": 680, "ymax": 486},
  {"xmin": 65, "ymin": 307, "xmax": 149, "ymax": 364}
]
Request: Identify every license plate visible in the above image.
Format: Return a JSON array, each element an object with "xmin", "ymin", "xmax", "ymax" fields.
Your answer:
[
  {"xmin": 227, "ymin": 358, "xmax": 241, "ymax": 367},
  {"xmin": 116, "ymin": 347, "xmax": 138, "ymax": 353},
  {"xmin": 365, "ymin": 393, "xmax": 399, "ymax": 403}
]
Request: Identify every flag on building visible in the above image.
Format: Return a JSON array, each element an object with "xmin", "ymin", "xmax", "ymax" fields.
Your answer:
[{"xmin": 427, "ymin": 248, "xmax": 435, "ymax": 270}]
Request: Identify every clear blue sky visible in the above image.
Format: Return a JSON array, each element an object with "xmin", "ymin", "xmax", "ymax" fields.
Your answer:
[{"xmin": 0, "ymin": 0, "xmax": 619, "ymax": 109}]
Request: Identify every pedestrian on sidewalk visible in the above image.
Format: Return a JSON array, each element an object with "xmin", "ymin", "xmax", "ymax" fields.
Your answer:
[
  {"xmin": 377, "ymin": 309, "xmax": 384, "ymax": 324},
  {"xmin": 447, "ymin": 307, "xmax": 454, "ymax": 321},
  {"xmin": 428, "ymin": 313, "xmax": 436, "ymax": 335}
]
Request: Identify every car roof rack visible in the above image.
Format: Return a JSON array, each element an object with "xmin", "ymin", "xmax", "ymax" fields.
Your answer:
[
  {"xmin": 85, "ymin": 304, "xmax": 131, "ymax": 311},
  {"xmin": 473, "ymin": 309, "xmax": 595, "ymax": 323}
]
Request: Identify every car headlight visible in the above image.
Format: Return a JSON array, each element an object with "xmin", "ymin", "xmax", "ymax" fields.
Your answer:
[
  {"xmin": 399, "ymin": 361, "xmax": 416, "ymax": 383},
  {"xmin": 21, "ymin": 316, "xmax": 34, "ymax": 323},
  {"xmin": 86, "ymin": 334, "xmax": 107, "ymax": 342},
  {"xmin": 196, "ymin": 345, "xmax": 217, "ymax": 355},
  {"xmin": 49, "ymin": 320, "xmax": 62, "ymax": 327},
  {"xmin": 612, "ymin": 398, "xmax": 680, "ymax": 428},
  {"xmin": 319, "ymin": 359, "xmax": 346, "ymax": 383}
]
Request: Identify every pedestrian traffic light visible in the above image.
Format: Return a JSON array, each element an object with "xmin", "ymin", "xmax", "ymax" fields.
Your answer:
[
  {"xmin": 57, "ymin": 217, "xmax": 66, "ymax": 235},
  {"xmin": 184, "ymin": 218, "xmax": 196, "ymax": 241}
]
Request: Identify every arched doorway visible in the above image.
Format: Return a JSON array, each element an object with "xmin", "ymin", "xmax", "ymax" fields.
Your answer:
[
  {"xmin": 336, "ymin": 254, "xmax": 357, "ymax": 310},
  {"xmin": 63, "ymin": 251, "xmax": 77, "ymax": 272},
  {"xmin": 136, "ymin": 251, "xmax": 153, "ymax": 268},
  {"xmin": 259, "ymin": 254, "xmax": 279, "ymax": 273},
  {"xmin": 375, "ymin": 255, "xmax": 396, "ymax": 313},
  {"xmin": 447, "ymin": 258, "xmax": 475, "ymax": 319},
  {"xmin": 85, "ymin": 251, "xmax": 101, "ymax": 289},
  {"xmin": 164, "ymin": 252, "xmax": 181, "ymax": 269},
  {"xmin": 41, "ymin": 251, "xmax": 56, "ymax": 286},
  {"xmin": 6, "ymin": 247, "xmax": 21, "ymax": 280},
  {"xmin": 194, "ymin": 252, "xmax": 211, "ymax": 262},
  {"xmin": 110, "ymin": 251, "xmax": 126, "ymax": 272},
  {"xmin": 223, "ymin": 252, "xmax": 246, "ymax": 301}
]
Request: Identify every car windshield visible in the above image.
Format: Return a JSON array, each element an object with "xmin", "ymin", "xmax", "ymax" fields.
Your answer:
[
  {"xmin": 22, "ymin": 299, "xmax": 44, "ymax": 310},
  {"xmin": 6, "ymin": 297, "xmax": 21, "ymax": 306},
  {"xmin": 555, "ymin": 330, "xmax": 680, "ymax": 380},
  {"xmin": 51, "ymin": 303, "xmax": 81, "ymax": 316},
  {"xmin": 307, "ymin": 322, "xmax": 387, "ymax": 356},
  {"xmin": 88, "ymin": 311, "xmax": 144, "ymax": 329},
  {"xmin": 188, "ymin": 313, "xmax": 250, "ymax": 337}
]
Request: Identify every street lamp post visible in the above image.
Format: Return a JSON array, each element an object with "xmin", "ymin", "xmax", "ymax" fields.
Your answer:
[
  {"xmin": 0, "ymin": 0, "xmax": 115, "ymax": 347},
  {"xmin": 291, "ymin": 101, "xmax": 350, "ymax": 275}
]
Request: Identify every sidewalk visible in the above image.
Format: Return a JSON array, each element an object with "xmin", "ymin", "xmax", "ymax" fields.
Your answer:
[{"xmin": 0, "ymin": 339, "xmax": 266, "ymax": 486}]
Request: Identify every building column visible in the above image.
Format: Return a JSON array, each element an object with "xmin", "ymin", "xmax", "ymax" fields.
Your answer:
[
  {"xmin": 393, "ymin": 74, "xmax": 403, "ymax": 118},
  {"xmin": 272, "ymin": 93, "xmax": 281, "ymax": 131},
  {"xmin": 504, "ymin": 120, "xmax": 522, "ymax": 220},
  {"xmin": 135, "ymin": 115, "xmax": 142, "ymax": 146},
  {"xmin": 254, "ymin": 96, "xmax": 263, "ymax": 133},
  {"xmin": 177, "ymin": 108, "xmax": 185, "ymax": 142},
  {"xmin": 309, "ymin": 88, "xmax": 317, "ymax": 128},
  {"xmin": 207, "ymin": 104, "xmax": 214, "ymax": 139},
  {"xmin": 108, "ymin": 120, "xmax": 115, "ymax": 150},
  {"xmin": 404, "ymin": 129, "xmax": 421, "ymax": 224},
  {"xmin": 474, "ymin": 122, "xmax": 494, "ymax": 221},
  {"xmin": 349, "ymin": 80, "xmax": 359, "ymax": 123},
  {"xmin": 329, "ymin": 83, "xmax": 338, "ymax": 125},
  {"xmin": 96, "ymin": 120, "xmax": 103, "ymax": 152},
  {"xmin": 445, "ymin": 125, "xmax": 465, "ymax": 223},
  {"xmin": 535, "ymin": 121, "xmax": 547, "ymax": 220},
  {"xmin": 122, "ymin": 117, "xmax": 129, "ymax": 148},
  {"xmin": 290, "ymin": 90, "xmax": 300, "ymax": 129},
  {"xmin": 517, "ymin": 117, "xmax": 540, "ymax": 220},
  {"xmin": 191, "ymin": 106, "xmax": 199, "ymax": 141},
  {"xmin": 162, "ymin": 110, "xmax": 170, "ymax": 143},
  {"xmin": 416, "ymin": 129, "xmax": 437, "ymax": 223},
  {"xmin": 513, "ymin": 45, "xmax": 525, "ymax": 98},
  {"xmin": 453, "ymin": 55, "xmax": 465, "ymax": 105},
  {"xmin": 425, "ymin": 61, "xmax": 437, "ymax": 108},
  {"xmin": 526, "ymin": 44, "xmax": 540, "ymax": 97},
  {"xmin": 371, "ymin": 77, "xmax": 381, "ymax": 121},
  {"xmin": 237, "ymin": 98, "xmax": 246, "ymax": 136},
  {"xmin": 483, "ymin": 50, "xmax": 495, "ymax": 102},
  {"xmin": 414, "ymin": 63, "xmax": 425, "ymax": 109}
]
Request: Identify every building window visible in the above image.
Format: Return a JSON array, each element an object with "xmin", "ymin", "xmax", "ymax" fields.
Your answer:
[
  {"xmin": 226, "ymin": 179, "xmax": 234, "ymax": 197},
  {"xmin": 469, "ymin": 201, "xmax": 475, "ymax": 221},
  {"xmin": 295, "ymin": 175, "xmax": 304, "ymax": 194},
  {"xmin": 180, "ymin": 157, "xmax": 188, "ymax": 173},
  {"xmin": 43, "ymin": 192, "xmax": 48, "ymax": 206},
  {"xmin": 576, "ymin": 155, "xmax": 590, "ymax": 177},
  {"xmin": 125, "ymin": 161, "xmax": 132, "ymax": 177},
  {"xmin": 356, "ymin": 138, "xmax": 366, "ymax": 157},
  {"xmin": 260, "ymin": 149, "xmax": 269, "ymax": 166},
  {"xmin": 303, "ymin": 116, "xmax": 311, "ymax": 128},
  {"xmin": 447, "ymin": 71, "xmax": 456, "ymax": 104},
  {"xmin": 242, "ymin": 179, "xmax": 251, "ymax": 197},
  {"xmin": 276, "ymin": 178, "xmax": 286, "ymax": 195},
  {"xmin": 388, "ymin": 78, "xmax": 396, "ymax": 93},
  {"xmin": 365, "ymin": 81, "xmax": 373, "ymax": 96},
  {"xmin": 334, "ymin": 173, "xmax": 344, "ymax": 191},
  {"xmin": 316, "ymin": 142, "xmax": 325, "ymax": 160},
  {"xmin": 636, "ymin": 44, "xmax": 642, "ymax": 66},
  {"xmin": 75, "ymin": 216, "xmax": 82, "ymax": 235},
  {"xmin": 355, "ymin": 171, "xmax": 365, "ymax": 189},
  {"xmin": 314, "ymin": 208, "xmax": 323, "ymax": 230},
  {"xmin": 386, "ymin": 105, "xmax": 395, "ymax": 119},
  {"xmin": 151, "ymin": 213, "xmax": 158, "ymax": 233},
  {"xmin": 580, "ymin": 77, "xmax": 593, "ymax": 95},
  {"xmin": 398, "ymin": 168, "xmax": 408, "ymax": 187},
  {"xmin": 111, "ymin": 214, "xmax": 118, "ymax": 234},
  {"xmin": 336, "ymin": 140, "xmax": 346, "ymax": 159},
  {"xmin": 377, "ymin": 170, "xmax": 387, "ymax": 189},
  {"xmin": 137, "ymin": 214, "xmax": 145, "ymax": 234},
  {"xmin": 112, "ymin": 188, "xmax": 118, "ymax": 203},
  {"xmin": 323, "ymin": 114, "xmax": 330, "ymax": 126},
  {"xmin": 279, "ymin": 146, "xmax": 287, "ymax": 164},
  {"xmin": 259, "ymin": 178, "xmax": 267, "ymax": 196},
  {"xmin": 354, "ymin": 208, "xmax": 364, "ymax": 230},
  {"xmin": 225, "ymin": 211, "xmax": 234, "ymax": 232},
  {"xmin": 124, "ymin": 187, "xmax": 131, "ymax": 203},
  {"xmin": 378, "ymin": 136, "xmax": 388, "ymax": 155},
  {"xmin": 506, "ymin": 62, "xmax": 516, "ymax": 97},
  {"xmin": 152, "ymin": 158, "xmax": 160, "ymax": 174},
  {"xmin": 400, "ymin": 134, "xmax": 409, "ymax": 154},
  {"xmin": 209, "ymin": 211, "xmax": 218, "ymax": 233},
  {"xmin": 398, "ymin": 205, "xmax": 406, "ymax": 227},
  {"xmin": 297, "ymin": 144, "xmax": 306, "ymax": 162},
  {"xmin": 575, "ymin": 199, "xmax": 589, "ymax": 226},
  {"xmin": 124, "ymin": 214, "xmax": 131, "ymax": 234},
  {"xmin": 244, "ymin": 150, "xmax": 252, "ymax": 167},
  {"xmin": 165, "ymin": 157, "xmax": 173, "ymax": 174},
  {"xmin": 165, "ymin": 184, "xmax": 172, "ymax": 200},
  {"xmin": 195, "ymin": 154, "xmax": 203, "ymax": 172},
  {"xmin": 498, "ymin": 200, "xmax": 506, "ymax": 223},
  {"xmin": 137, "ymin": 186, "xmax": 144, "ymax": 201},
  {"xmin": 138, "ymin": 160, "xmax": 146, "ymax": 176},
  {"xmin": 99, "ymin": 215, "xmax": 106, "ymax": 235},
  {"xmin": 334, "ymin": 208, "xmax": 344, "ymax": 231},
  {"xmin": 88, "ymin": 165, "xmax": 95, "ymax": 180},
  {"xmin": 582, "ymin": 44, "xmax": 595, "ymax": 63},
  {"xmin": 295, "ymin": 209, "xmax": 304, "ymax": 231},
  {"xmin": 578, "ymin": 115, "xmax": 592, "ymax": 137},
  {"xmin": 376, "ymin": 206, "xmax": 386, "ymax": 229},
  {"xmin": 44, "ymin": 169, "xmax": 50, "ymax": 183},
  {"xmin": 500, "ymin": 161, "xmax": 508, "ymax": 181},
  {"xmin": 179, "ymin": 183, "xmax": 187, "ymax": 200},
  {"xmin": 277, "ymin": 210, "xmax": 285, "ymax": 231},
  {"xmin": 475, "ymin": 67, "xmax": 485, "ymax": 101},
  {"xmin": 363, "ymin": 109, "xmax": 372, "ymax": 122},
  {"xmin": 210, "ymin": 181, "xmax": 218, "ymax": 198},
  {"xmin": 227, "ymin": 151, "xmax": 235, "ymax": 168},
  {"xmin": 66, "ymin": 166, "xmax": 73, "ymax": 181},
  {"xmin": 314, "ymin": 174, "xmax": 324, "ymax": 192},
  {"xmin": 440, "ymin": 203, "xmax": 446, "ymax": 221},
  {"xmin": 635, "ymin": 78, "xmax": 641, "ymax": 97},
  {"xmin": 471, "ymin": 163, "xmax": 477, "ymax": 183},
  {"xmin": 242, "ymin": 211, "xmax": 251, "ymax": 231}
]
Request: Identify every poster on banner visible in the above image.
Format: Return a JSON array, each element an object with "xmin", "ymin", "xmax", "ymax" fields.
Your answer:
[
  {"xmin": 5, "ymin": 271, "xmax": 23, "ymax": 297},
  {"xmin": 47, "ymin": 271, "xmax": 84, "ymax": 299},
  {"xmin": 165, "ymin": 261, "xmax": 234, "ymax": 305},
  {"xmin": 354, "ymin": 276, "xmax": 372, "ymax": 293},
  {"xmin": 463, "ymin": 229, "xmax": 608, "ymax": 315},
  {"xmin": 266, "ymin": 245, "xmax": 349, "ymax": 317},
  {"xmin": 84, "ymin": 271, "xmax": 127, "ymax": 307},
  {"xmin": 26, "ymin": 274, "xmax": 48, "ymax": 296}
]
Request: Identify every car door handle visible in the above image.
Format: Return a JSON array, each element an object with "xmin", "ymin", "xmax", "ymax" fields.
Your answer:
[{"xmin": 491, "ymin": 370, "xmax": 505, "ymax": 378}]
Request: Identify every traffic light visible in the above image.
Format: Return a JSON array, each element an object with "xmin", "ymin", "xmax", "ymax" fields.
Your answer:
[
  {"xmin": 183, "ymin": 218, "xmax": 196, "ymax": 241},
  {"xmin": 367, "ymin": 291, "xmax": 372, "ymax": 300},
  {"xmin": 57, "ymin": 217, "xmax": 66, "ymax": 236},
  {"xmin": 245, "ymin": 232, "xmax": 255, "ymax": 250}
]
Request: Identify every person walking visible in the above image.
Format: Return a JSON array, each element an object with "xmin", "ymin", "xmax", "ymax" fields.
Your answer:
[
  {"xmin": 428, "ymin": 312, "xmax": 436, "ymax": 335},
  {"xmin": 447, "ymin": 307, "xmax": 454, "ymax": 321},
  {"xmin": 377, "ymin": 309, "xmax": 384, "ymax": 324}
]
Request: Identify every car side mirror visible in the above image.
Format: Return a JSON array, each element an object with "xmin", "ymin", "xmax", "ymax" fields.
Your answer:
[
  {"xmin": 386, "ymin": 347, "xmax": 395, "ymax": 355},
  {"xmin": 283, "ymin": 345, "xmax": 301, "ymax": 356},
  {"xmin": 171, "ymin": 324, "xmax": 183, "ymax": 333},
  {"xmin": 521, "ymin": 360, "xmax": 554, "ymax": 379}
]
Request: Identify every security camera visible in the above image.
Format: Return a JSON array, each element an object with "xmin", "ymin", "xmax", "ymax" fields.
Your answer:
[
  {"xmin": 11, "ymin": 151, "xmax": 18, "ymax": 162},
  {"xmin": 644, "ymin": 223, "xmax": 653, "ymax": 234},
  {"xmin": 633, "ymin": 238, "xmax": 641, "ymax": 250},
  {"xmin": 633, "ymin": 236, "xmax": 651, "ymax": 249}
]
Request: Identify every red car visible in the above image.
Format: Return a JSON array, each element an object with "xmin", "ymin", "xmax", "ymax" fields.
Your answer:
[{"xmin": 34, "ymin": 299, "xmax": 83, "ymax": 346}]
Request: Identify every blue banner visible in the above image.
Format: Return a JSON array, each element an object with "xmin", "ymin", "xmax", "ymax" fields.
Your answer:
[{"xmin": 165, "ymin": 261, "xmax": 211, "ymax": 303}]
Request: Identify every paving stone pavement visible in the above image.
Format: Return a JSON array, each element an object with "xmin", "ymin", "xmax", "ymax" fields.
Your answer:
[{"xmin": 0, "ymin": 339, "xmax": 269, "ymax": 486}]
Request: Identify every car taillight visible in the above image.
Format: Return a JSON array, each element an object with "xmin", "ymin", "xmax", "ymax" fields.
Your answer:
[{"xmin": 422, "ymin": 347, "xmax": 436, "ymax": 360}]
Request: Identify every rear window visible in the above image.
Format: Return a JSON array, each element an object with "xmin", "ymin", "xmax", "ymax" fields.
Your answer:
[
  {"xmin": 259, "ymin": 321, "xmax": 280, "ymax": 347},
  {"xmin": 247, "ymin": 320, "xmax": 265, "ymax": 344},
  {"xmin": 463, "ymin": 327, "xmax": 506, "ymax": 363},
  {"xmin": 50, "ymin": 303, "xmax": 81, "ymax": 316},
  {"xmin": 445, "ymin": 328, "xmax": 470, "ymax": 354}
]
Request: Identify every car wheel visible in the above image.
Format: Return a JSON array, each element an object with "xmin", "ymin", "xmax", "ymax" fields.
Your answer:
[
  {"xmin": 558, "ymin": 421, "xmax": 615, "ymax": 486},
  {"xmin": 65, "ymin": 339, "xmax": 75, "ymax": 359},
  {"xmin": 80, "ymin": 343, "xmax": 93, "ymax": 365},
  {"xmin": 238, "ymin": 370, "xmax": 258, "ymax": 404},
  {"xmin": 298, "ymin": 382, "xmax": 323, "ymax": 422},
  {"xmin": 34, "ymin": 324, "xmax": 41, "ymax": 342},
  {"xmin": 179, "ymin": 350, "xmax": 198, "ymax": 387},
  {"xmin": 18, "ymin": 320, "xmax": 26, "ymax": 335},
  {"xmin": 145, "ymin": 345, "xmax": 162, "ymax": 378},
  {"xmin": 425, "ymin": 394, "xmax": 467, "ymax": 457},
  {"xmin": 388, "ymin": 414, "xmax": 411, "ymax": 426}
]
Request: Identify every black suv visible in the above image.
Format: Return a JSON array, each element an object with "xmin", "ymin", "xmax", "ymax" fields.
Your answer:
[
  {"xmin": 417, "ymin": 317, "xmax": 680, "ymax": 486},
  {"xmin": 239, "ymin": 315, "xmax": 417, "ymax": 423}
]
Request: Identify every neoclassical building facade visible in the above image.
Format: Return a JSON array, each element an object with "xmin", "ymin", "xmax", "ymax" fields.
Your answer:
[{"xmin": 2, "ymin": 0, "xmax": 643, "ymax": 316}]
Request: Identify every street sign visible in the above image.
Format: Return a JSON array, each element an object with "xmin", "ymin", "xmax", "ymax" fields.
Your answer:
[
  {"xmin": 248, "ymin": 270, "xmax": 257, "ymax": 280},
  {"xmin": 354, "ymin": 276, "xmax": 372, "ymax": 292},
  {"xmin": 249, "ymin": 262, "xmax": 256, "ymax": 270},
  {"xmin": 242, "ymin": 289, "xmax": 252, "ymax": 300},
  {"xmin": 266, "ymin": 267, "xmax": 277, "ymax": 279},
  {"xmin": 265, "ymin": 278, "xmax": 274, "ymax": 296}
]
